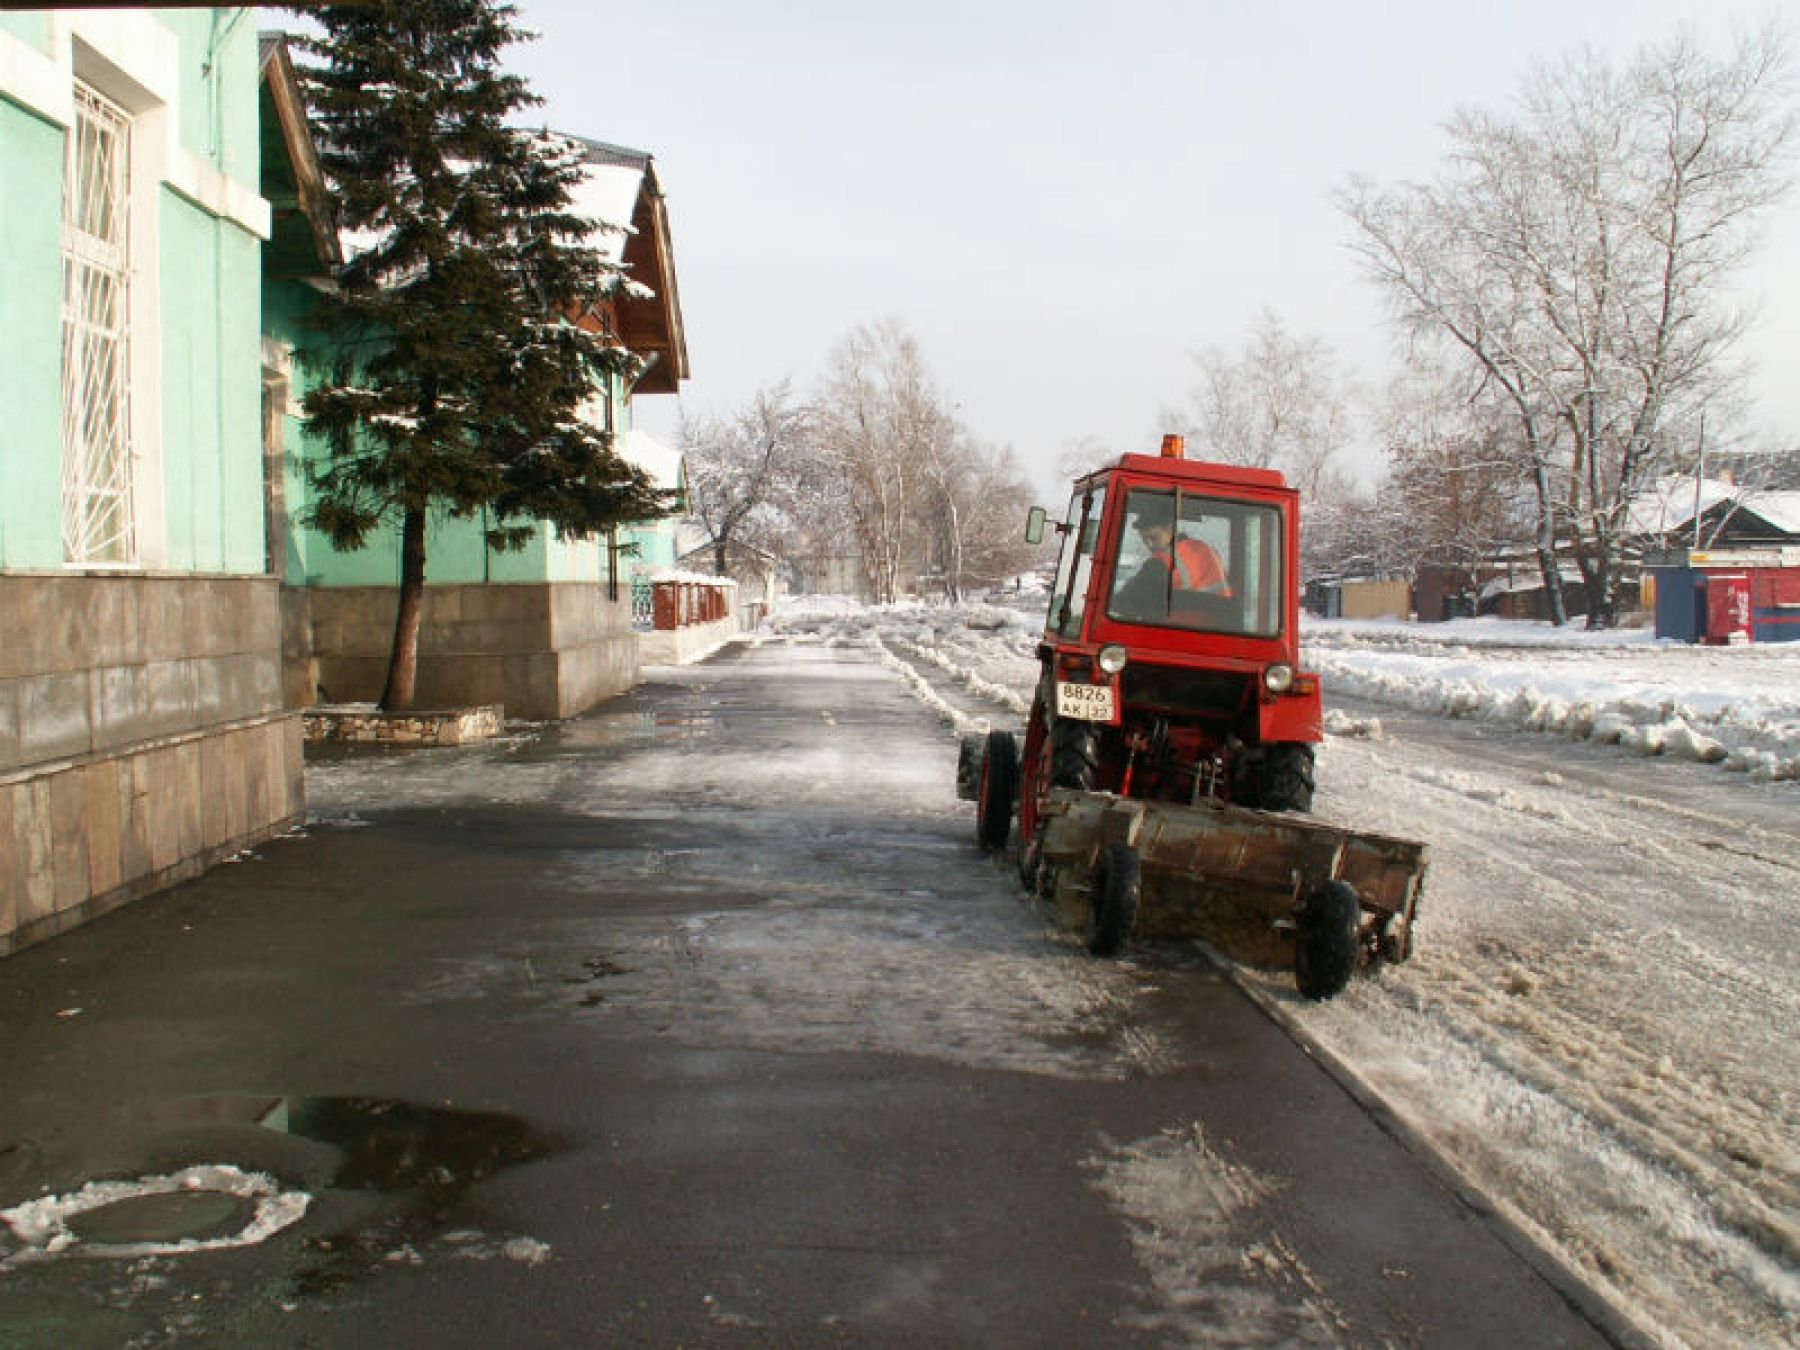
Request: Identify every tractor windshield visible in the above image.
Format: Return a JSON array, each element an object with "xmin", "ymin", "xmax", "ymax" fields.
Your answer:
[
  {"xmin": 1106, "ymin": 489, "xmax": 1284, "ymax": 638},
  {"xmin": 1047, "ymin": 485, "xmax": 1104, "ymax": 637}
]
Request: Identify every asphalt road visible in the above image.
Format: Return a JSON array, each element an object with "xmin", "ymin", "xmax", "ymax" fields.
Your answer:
[{"xmin": 0, "ymin": 639, "xmax": 1627, "ymax": 1348}]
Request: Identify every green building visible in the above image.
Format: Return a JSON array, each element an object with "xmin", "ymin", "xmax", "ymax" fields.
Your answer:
[
  {"xmin": 262, "ymin": 112, "xmax": 692, "ymax": 720},
  {"xmin": 1, "ymin": 8, "xmax": 301, "ymax": 954}
]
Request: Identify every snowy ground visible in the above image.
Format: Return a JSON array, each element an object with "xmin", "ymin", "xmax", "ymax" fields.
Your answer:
[{"xmin": 766, "ymin": 595, "xmax": 1800, "ymax": 1350}]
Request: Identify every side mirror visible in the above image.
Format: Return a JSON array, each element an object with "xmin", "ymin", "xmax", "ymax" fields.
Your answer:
[{"xmin": 1024, "ymin": 506, "xmax": 1047, "ymax": 546}]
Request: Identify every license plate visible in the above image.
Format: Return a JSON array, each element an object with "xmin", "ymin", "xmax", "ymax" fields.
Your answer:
[{"xmin": 1056, "ymin": 680, "xmax": 1116, "ymax": 722}]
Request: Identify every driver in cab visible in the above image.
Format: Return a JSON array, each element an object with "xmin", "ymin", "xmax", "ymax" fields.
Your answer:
[{"xmin": 1112, "ymin": 497, "xmax": 1230, "ymax": 623}]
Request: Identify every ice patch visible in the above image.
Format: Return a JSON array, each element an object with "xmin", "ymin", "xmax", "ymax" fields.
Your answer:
[{"xmin": 1088, "ymin": 1123, "xmax": 1346, "ymax": 1346}]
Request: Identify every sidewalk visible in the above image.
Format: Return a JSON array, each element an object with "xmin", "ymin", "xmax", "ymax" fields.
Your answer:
[{"xmin": 0, "ymin": 640, "xmax": 1625, "ymax": 1347}]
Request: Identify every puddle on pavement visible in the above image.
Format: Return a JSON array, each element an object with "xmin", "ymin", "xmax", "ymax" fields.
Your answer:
[
  {"xmin": 275, "ymin": 1096, "xmax": 560, "ymax": 1194},
  {"xmin": 64, "ymin": 1190, "xmax": 258, "ymax": 1245},
  {"xmin": 272, "ymin": 1096, "xmax": 566, "ymax": 1297}
]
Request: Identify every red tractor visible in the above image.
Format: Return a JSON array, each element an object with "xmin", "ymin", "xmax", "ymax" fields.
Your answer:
[{"xmin": 961, "ymin": 437, "xmax": 1426, "ymax": 999}]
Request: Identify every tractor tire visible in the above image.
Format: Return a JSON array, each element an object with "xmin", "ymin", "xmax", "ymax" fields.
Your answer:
[
  {"xmin": 1294, "ymin": 879, "xmax": 1359, "ymax": 1000},
  {"xmin": 976, "ymin": 729, "xmax": 1019, "ymax": 853},
  {"xmin": 1258, "ymin": 743, "xmax": 1317, "ymax": 813},
  {"xmin": 1087, "ymin": 843, "xmax": 1141, "ymax": 958},
  {"xmin": 955, "ymin": 732, "xmax": 985, "ymax": 801},
  {"xmin": 1050, "ymin": 719, "xmax": 1100, "ymax": 791}
]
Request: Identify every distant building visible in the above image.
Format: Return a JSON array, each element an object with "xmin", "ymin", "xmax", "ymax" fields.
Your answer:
[{"xmin": 1637, "ymin": 477, "xmax": 1800, "ymax": 643}]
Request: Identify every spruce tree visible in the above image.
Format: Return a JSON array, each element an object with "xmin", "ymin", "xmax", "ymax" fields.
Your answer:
[{"xmin": 294, "ymin": 0, "xmax": 666, "ymax": 710}]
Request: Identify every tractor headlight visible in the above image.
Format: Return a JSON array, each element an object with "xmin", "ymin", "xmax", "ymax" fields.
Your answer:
[
  {"xmin": 1263, "ymin": 663, "xmax": 1295, "ymax": 694},
  {"xmin": 1097, "ymin": 644, "xmax": 1129, "ymax": 675}
]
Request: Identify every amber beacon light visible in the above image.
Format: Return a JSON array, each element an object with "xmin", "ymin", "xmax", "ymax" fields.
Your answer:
[{"xmin": 1159, "ymin": 433, "xmax": 1186, "ymax": 458}]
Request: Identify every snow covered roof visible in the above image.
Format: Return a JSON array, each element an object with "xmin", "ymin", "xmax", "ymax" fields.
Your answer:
[
  {"xmin": 1743, "ymin": 490, "xmax": 1800, "ymax": 535},
  {"xmin": 618, "ymin": 428, "xmax": 684, "ymax": 493},
  {"xmin": 552, "ymin": 132, "xmax": 689, "ymax": 394},
  {"xmin": 558, "ymin": 136, "xmax": 648, "ymax": 271},
  {"xmin": 675, "ymin": 521, "xmax": 713, "ymax": 556},
  {"xmin": 1478, "ymin": 563, "xmax": 1584, "ymax": 600},
  {"xmin": 1624, "ymin": 476, "xmax": 1740, "ymax": 536}
]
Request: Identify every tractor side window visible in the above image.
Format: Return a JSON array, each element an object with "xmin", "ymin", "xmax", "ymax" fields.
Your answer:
[
  {"xmin": 1107, "ymin": 490, "xmax": 1283, "ymax": 638},
  {"xmin": 1048, "ymin": 486, "xmax": 1103, "ymax": 637}
]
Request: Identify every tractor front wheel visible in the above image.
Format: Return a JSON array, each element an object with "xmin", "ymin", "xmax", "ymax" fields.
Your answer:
[
  {"xmin": 1051, "ymin": 719, "xmax": 1101, "ymax": 791},
  {"xmin": 1258, "ymin": 743, "xmax": 1317, "ymax": 813},
  {"xmin": 1294, "ymin": 879, "xmax": 1359, "ymax": 1000},
  {"xmin": 976, "ymin": 729, "xmax": 1019, "ymax": 853},
  {"xmin": 1088, "ymin": 843, "xmax": 1141, "ymax": 958}
]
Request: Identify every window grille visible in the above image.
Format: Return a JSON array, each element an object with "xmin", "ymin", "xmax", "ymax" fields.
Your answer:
[
  {"xmin": 60, "ymin": 83, "xmax": 135, "ymax": 566},
  {"xmin": 630, "ymin": 575, "xmax": 656, "ymax": 630}
]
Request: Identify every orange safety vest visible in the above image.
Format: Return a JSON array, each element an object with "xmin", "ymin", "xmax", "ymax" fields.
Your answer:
[{"xmin": 1153, "ymin": 536, "xmax": 1228, "ymax": 594}]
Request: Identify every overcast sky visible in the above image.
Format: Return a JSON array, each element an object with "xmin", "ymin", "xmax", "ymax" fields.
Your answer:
[{"xmin": 504, "ymin": 0, "xmax": 1799, "ymax": 497}]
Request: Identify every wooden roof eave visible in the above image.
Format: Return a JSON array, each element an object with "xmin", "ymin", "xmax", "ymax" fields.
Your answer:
[
  {"xmin": 259, "ymin": 37, "xmax": 342, "ymax": 272},
  {"xmin": 617, "ymin": 163, "xmax": 688, "ymax": 395}
]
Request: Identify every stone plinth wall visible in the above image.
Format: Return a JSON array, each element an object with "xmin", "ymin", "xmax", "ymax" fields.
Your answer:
[
  {"xmin": 303, "ymin": 704, "xmax": 503, "ymax": 746},
  {"xmin": 280, "ymin": 585, "xmax": 319, "ymax": 713},
  {"xmin": 304, "ymin": 583, "xmax": 638, "ymax": 720},
  {"xmin": 639, "ymin": 614, "xmax": 741, "ymax": 666},
  {"xmin": 1, "ymin": 574, "xmax": 304, "ymax": 955}
]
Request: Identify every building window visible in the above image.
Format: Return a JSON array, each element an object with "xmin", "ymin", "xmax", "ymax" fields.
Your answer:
[{"xmin": 60, "ymin": 81, "xmax": 135, "ymax": 566}]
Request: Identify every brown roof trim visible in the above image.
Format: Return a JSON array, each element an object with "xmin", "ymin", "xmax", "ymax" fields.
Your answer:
[{"xmin": 258, "ymin": 32, "xmax": 341, "ymax": 270}]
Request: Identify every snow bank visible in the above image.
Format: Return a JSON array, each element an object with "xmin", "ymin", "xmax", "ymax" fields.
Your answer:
[
  {"xmin": 1302, "ymin": 618, "xmax": 1800, "ymax": 782},
  {"xmin": 767, "ymin": 600, "xmax": 1799, "ymax": 786}
]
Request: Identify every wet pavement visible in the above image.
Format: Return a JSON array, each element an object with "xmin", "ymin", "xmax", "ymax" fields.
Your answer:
[{"xmin": 0, "ymin": 639, "xmax": 1628, "ymax": 1347}]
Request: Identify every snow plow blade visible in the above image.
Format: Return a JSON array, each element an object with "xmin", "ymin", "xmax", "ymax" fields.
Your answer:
[{"xmin": 1037, "ymin": 788, "xmax": 1427, "ymax": 976}]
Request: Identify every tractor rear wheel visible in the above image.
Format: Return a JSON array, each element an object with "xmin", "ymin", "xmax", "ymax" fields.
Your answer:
[
  {"xmin": 976, "ymin": 729, "xmax": 1019, "ymax": 853},
  {"xmin": 1088, "ymin": 843, "xmax": 1141, "ymax": 957},
  {"xmin": 1258, "ymin": 743, "xmax": 1316, "ymax": 813},
  {"xmin": 1294, "ymin": 879, "xmax": 1359, "ymax": 1000}
]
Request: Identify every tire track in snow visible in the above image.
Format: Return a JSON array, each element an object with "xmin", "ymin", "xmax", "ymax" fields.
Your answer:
[
  {"xmin": 864, "ymin": 634, "xmax": 1028, "ymax": 739},
  {"xmin": 1299, "ymin": 730, "xmax": 1800, "ymax": 1348}
]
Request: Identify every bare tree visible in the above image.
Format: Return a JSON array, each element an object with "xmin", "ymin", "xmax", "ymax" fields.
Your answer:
[
  {"xmin": 1054, "ymin": 435, "xmax": 1115, "ymax": 484},
  {"xmin": 1379, "ymin": 359, "xmax": 1530, "ymax": 584},
  {"xmin": 1342, "ymin": 22, "xmax": 1794, "ymax": 626},
  {"xmin": 682, "ymin": 382, "xmax": 812, "ymax": 580},
  {"xmin": 1164, "ymin": 309, "xmax": 1355, "ymax": 499},
  {"xmin": 811, "ymin": 321, "xmax": 936, "ymax": 604},
  {"xmin": 924, "ymin": 439, "xmax": 1040, "ymax": 598},
  {"xmin": 1340, "ymin": 155, "xmax": 1575, "ymax": 621}
]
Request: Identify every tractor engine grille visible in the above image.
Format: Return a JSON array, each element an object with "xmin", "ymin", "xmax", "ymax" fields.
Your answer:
[{"xmin": 1119, "ymin": 663, "xmax": 1252, "ymax": 718}]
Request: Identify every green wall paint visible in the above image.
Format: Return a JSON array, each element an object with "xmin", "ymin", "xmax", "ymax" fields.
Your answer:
[
  {"xmin": 0, "ymin": 14, "xmax": 49, "ymax": 50},
  {"xmin": 160, "ymin": 194, "xmax": 264, "ymax": 572},
  {"xmin": 279, "ymin": 315, "xmax": 649, "ymax": 590},
  {"xmin": 0, "ymin": 10, "xmax": 265, "ymax": 578},
  {"xmin": 0, "ymin": 101, "xmax": 65, "ymax": 569},
  {"xmin": 161, "ymin": 9, "xmax": 259, "ymax": 182}
]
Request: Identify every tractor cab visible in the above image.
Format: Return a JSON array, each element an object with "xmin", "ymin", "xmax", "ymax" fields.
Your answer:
[
  {"xmin": 1039, "ymin": 459, "xmax": 1295, "ymax": 649},
  {"xmin": 1018, "ymin": 437, "xmax": 1322, "ymax": 834}
]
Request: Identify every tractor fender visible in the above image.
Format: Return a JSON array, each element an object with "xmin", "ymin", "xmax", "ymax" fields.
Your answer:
[{"xmin": 1258, "ymin": 685, "xmax": 1323, "ymax": 744}]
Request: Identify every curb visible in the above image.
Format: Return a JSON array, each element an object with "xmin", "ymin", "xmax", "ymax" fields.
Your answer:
[{"xmin": 1201, "ymin": 942, "xmax": 1660, "ymax": 1350}]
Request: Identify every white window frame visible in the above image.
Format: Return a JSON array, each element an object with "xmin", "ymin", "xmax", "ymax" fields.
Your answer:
[
  {"xmin": 2, "ymin": 13, "xmax": 273, "ymax": 574},
  {"xmin": 60, "ymin": 79, "xmax": 137, "ymax": 566}
]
